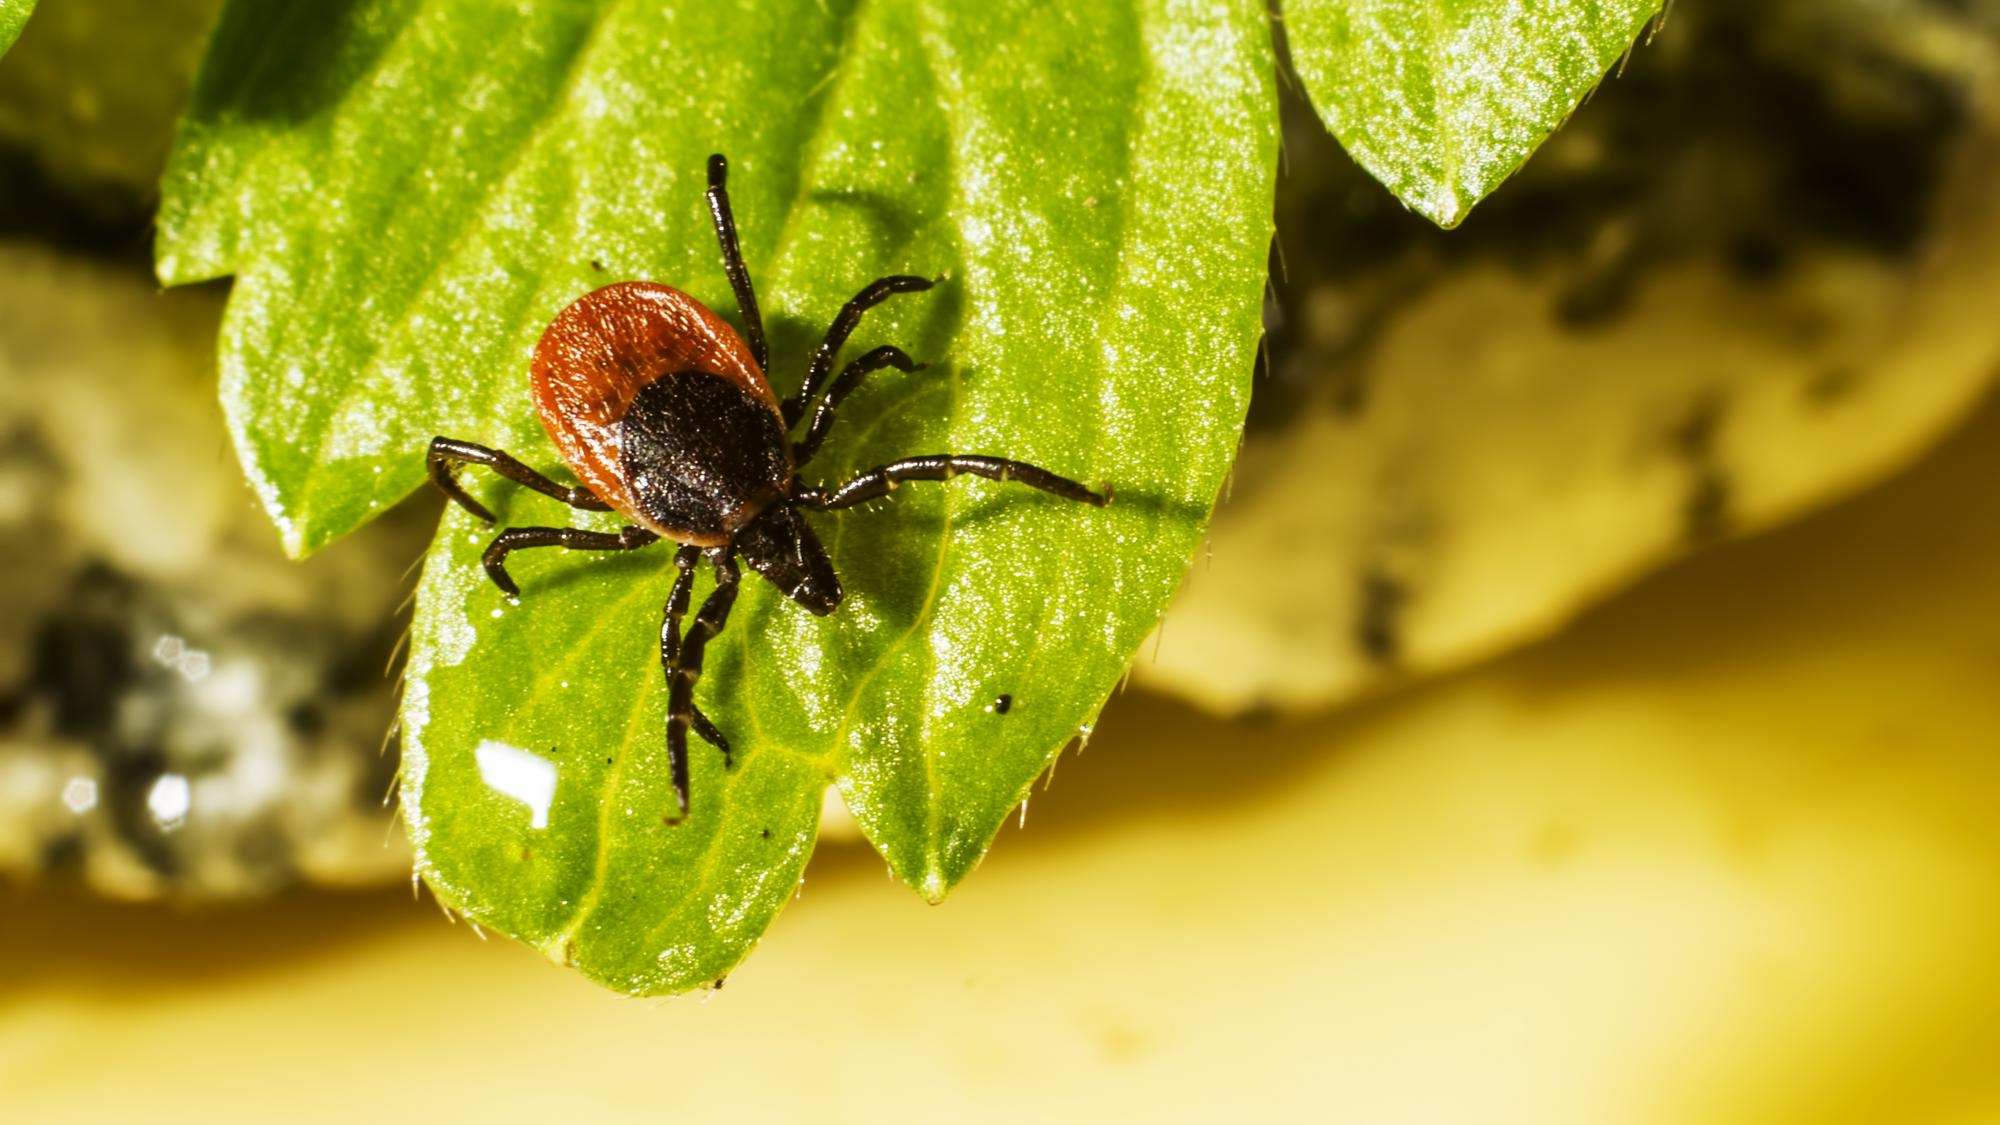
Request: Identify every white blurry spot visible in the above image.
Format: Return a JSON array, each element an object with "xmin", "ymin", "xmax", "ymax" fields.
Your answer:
[
  {"xmin": 152, "ymin": 634, "xmax": 212, "ymax": 682},
  {"xmin": 475, "ymin": 740, "xmax": 558, "ymax": 830},
  {"xmin": 0, "ymin": 755, "xmax": 55, "ymax": 807},
  {"xmin": 61, "ymin": 777, "xmax": 97, "ymax": 814},
  {"xmin": 176, "ymin": 651, "xmax": 212, "ymax": 681},
  {"xmin": 147, "ymin": 774, "xmax": 191, "ymax": 830},
  {"xmin": 194, "ymin": 661, "xmax": 261, "ymax": 716},
  {"xmin": 220, "ymin": 724, "xmax": 288, "ymax": 812}
]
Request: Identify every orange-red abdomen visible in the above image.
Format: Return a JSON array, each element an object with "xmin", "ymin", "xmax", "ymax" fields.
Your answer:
[{"xmin": 530, "ymin": 282, "xmax": 788, "ymax": 543}]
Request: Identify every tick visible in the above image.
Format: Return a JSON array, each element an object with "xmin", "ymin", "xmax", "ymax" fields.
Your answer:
[{"xmin": 427, "ymin": 154, "xmax": 1108, "ymax": 822}]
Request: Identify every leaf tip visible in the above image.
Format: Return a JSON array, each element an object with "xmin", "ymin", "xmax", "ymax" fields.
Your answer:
[
  {"xmin": 260, "ymin": 499, "xmax": 311, "ymax": 559},
  {"xmin": 223, "ymin": 405, "xmax": 317, "ymax": 558},
  {"xmin": 919, "ymin": 867, "xmax": 951, "ymax": 906},
  {"xmin": 1408, "ymin": 181, "xmax": 1473, "ymax": 230}
]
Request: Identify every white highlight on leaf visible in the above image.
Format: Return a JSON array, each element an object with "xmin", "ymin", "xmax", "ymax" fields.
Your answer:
[{"xmin": 475, "ymin": 740, "xmax": 558, "ymax": 830}]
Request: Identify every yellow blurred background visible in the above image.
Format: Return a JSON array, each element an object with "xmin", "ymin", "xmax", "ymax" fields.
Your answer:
[
  {"xmin": 7, "ymin": 1, "xmax": 2000, "ymax": 1122},
  {"xmin": 6, "ymin": 391, "xmax": 1997, "ymax": 1123}
]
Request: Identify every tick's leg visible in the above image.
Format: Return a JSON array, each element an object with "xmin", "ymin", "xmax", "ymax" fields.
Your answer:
[
  {"xmin": 797, "ymin": 455, "xmax": 1110, "ymax": 511},
  {"xmin": 429, "ymin": 437, "xmax": 612, "ymax": 523},
  {"xmin": 690, "ymin": 708, "xmax": 730, "ymax": 761},
  {"xmin": 662, "ymin": 547, "xmax": 741, "ymax": 823},
  {"xmin": 705, "ymin": 154, "xmax": 768, "ymax": 374},
  {"xmin": 657, "ymin": 546, "xmax": 731, "ymax": 762},
  {"xmin": 481, "ymin": 525, "xmax": 658, "ymax": 598},
  {"xmin": 793, "ymin": 345, "xmax": 925, "ymax": 467},
  {"xmin": 785, "ymin": 275, "xmax": 935, "ymax": 428}
]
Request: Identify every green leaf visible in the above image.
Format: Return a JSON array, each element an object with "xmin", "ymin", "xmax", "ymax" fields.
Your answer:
[
  {"xmin": 162, "ymin": 0, "xmax": 1275, "ymax": 994},
  {"xmin": 0, "ymin": 1, "xmax": 35, "ymax": 58},
  {"xmin": 1282, "ymin": 0, "xmax": 1662, "ymax": 227}
]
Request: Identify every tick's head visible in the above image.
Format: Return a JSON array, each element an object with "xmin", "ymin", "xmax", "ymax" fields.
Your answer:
[{"xmin": 735, "ymin": 501, "xmax": 841, "ymax": 615}]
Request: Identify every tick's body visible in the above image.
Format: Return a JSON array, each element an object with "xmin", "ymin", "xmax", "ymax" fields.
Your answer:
[
  {"xmin": 532, "ymin": 283, "xmax": 786, "ymax": 545},
  {"xmin": 428, "ymin": 155, "xmax": 1106, "ymax": 821}
]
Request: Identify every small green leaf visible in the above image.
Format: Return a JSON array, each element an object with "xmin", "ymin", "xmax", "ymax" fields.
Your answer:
[
  {"xmin": 0, "ymin": 1, "xmax": 35, "ymax": 58},
  {"xmin": 163, "ymin": 0, "xmax": 1274, "ymax": 993},
  {"xmin": 1283, "ymin": 0, "xmax": 1662, "ymax": 227}
]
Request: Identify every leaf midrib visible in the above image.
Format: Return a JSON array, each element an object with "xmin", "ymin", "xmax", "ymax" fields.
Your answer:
[
  {"xmin": 1422, "ymin": 0, "xmax": 1464, "ymax": 219},
  {"xmin": 548, "ymin": 0, "xmax": 878, "ymax": 948}
]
